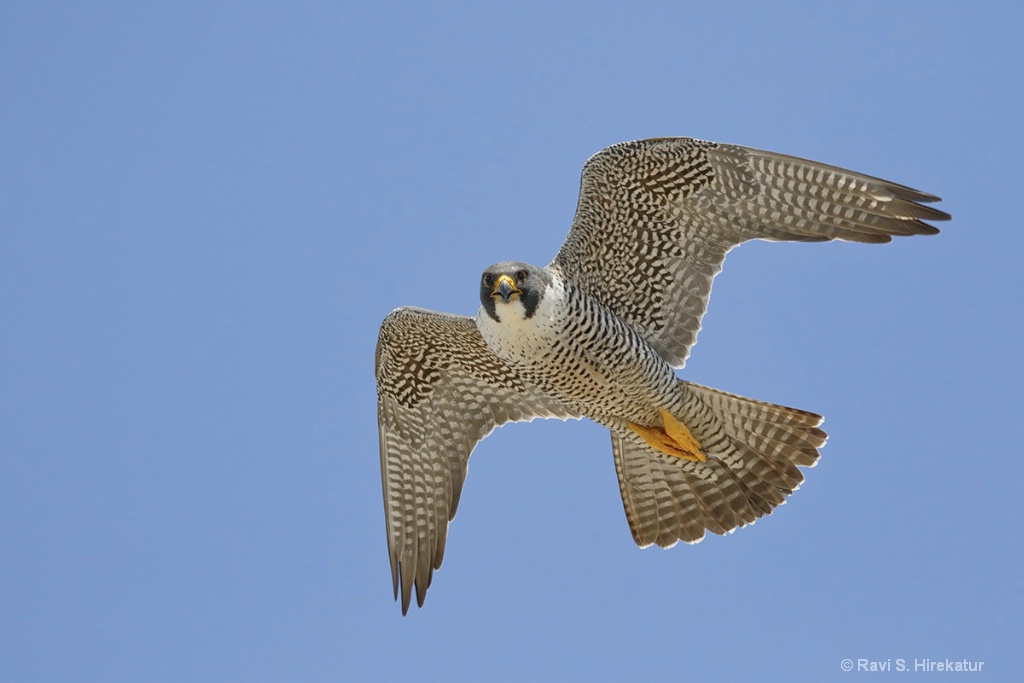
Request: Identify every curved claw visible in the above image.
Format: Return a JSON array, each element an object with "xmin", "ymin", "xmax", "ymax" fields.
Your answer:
[{"xmin": 627, "ymin": 411, "xmax": 707, "ymax": 463}]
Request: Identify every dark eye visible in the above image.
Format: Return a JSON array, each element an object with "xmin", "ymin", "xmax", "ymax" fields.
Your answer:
[
  {"xmin": 515, "ymin": 270, "xmax": 527, "ymax": 285},
  {"xmin": 482, "ymin": 274, "xmax": 494, "ymax": 288}
]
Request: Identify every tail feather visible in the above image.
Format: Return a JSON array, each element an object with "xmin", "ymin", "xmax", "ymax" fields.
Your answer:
[
  {"xmin": 686, "ymin": 474, "xmax": 740, "ymax": 535},
  {"xmin": 726, "ymin": 419, "xmax": 826, "ymax": 467},
  {"xmin": 611, "ymin": 381, "xmax": 827, "ymax": 548}
]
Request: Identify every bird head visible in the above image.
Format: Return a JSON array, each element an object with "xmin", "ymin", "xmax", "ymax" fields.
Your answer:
[{"xmin": 479, "ymin": 261, "xmax": 547, "ymax": 322}]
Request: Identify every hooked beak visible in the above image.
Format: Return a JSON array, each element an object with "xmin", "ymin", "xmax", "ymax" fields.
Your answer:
[{"xmin": 491, "ymin": 274, "xmax": 521, "ymax": 303}]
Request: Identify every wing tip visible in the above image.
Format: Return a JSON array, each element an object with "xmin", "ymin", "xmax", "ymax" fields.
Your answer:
[{"xmin": 392, "ymin": 558, "xmax": 435, "ymax": 616}]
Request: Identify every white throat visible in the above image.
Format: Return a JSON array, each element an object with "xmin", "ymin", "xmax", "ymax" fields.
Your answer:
[{"xmin": 476, "ymin": 275, "xmax": 566, "ymax": 365}]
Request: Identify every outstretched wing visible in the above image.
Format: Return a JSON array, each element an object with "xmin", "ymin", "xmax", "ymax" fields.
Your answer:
[
  {"xmin": 376, "ymin": 306, "xmax": 579, "ymax": 614},
  {"xmin": 549, "ymin": 137, "xmax": 950, "ymax": 368}
]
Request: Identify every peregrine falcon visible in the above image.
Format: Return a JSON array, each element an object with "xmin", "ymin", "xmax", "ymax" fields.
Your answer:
[{"xmin": 375, "ymin": 137, "xmax": 949, "ymax": 614}]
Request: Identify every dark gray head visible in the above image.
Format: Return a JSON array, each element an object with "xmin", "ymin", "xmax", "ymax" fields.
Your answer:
[{"xmin": 479, "ymin": 261, "xmax": 550, "ymax": 322}]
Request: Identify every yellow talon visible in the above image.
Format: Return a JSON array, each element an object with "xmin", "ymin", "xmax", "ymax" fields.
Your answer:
[
  {"xmin": 659, "ymin": 410, "xmax": 706, "ymax": 462},
  {"xmin": 627, "ymin": 412, "xmax": 707, "ymax": 463}
]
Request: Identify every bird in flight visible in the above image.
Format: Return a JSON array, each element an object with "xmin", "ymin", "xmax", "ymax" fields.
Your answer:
[{"xmin": 375, "ymin": 137, "xmax": 949, "ymax": 614}]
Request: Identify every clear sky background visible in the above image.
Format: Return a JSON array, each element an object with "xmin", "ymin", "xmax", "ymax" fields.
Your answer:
[{"xmin": 2, "ymin": 2, "xmax": 1021, "ymax": 681}]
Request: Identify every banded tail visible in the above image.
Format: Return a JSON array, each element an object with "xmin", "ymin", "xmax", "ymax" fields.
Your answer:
[{"xmin": 612, "ymin": 382, "xmax": 827, "ymax": 548}]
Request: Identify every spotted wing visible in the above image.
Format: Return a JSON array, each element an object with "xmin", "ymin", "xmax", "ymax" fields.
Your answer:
[
  {"xmin": 376, "ymin": 306, "xmax": 579, "ymax": 614},
  {"xmin": 549, "ymin": 137, "xmax": 950, "ymax": 368}
]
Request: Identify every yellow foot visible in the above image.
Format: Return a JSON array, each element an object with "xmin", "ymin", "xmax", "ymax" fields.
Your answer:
[
  {"xmin": 659, "ymin": 410, "xmax": 706, "ymax": 462},
  {"xmin": 627, "ymin": 412, "xmax": 707, "ymax": 463}
]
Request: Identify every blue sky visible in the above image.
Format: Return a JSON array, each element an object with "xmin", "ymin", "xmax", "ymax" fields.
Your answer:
[{"xmin": 2, "ymin": 2, "xmax": 1021, "ymax": 681}]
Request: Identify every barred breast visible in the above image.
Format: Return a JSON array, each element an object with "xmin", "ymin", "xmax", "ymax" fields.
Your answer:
[{"xmin": 476, "ymin": 272, "xmax": 680, "ymax": 426}]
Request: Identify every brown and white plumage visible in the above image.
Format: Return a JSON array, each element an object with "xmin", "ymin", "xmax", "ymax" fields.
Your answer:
[
  {"xmin": 376, "ymin": 308, "xmax": 579, "ymax": 612},
  {"xmin": 375, "ymin": 137, "xmax": 949, "ymax": 613},
  {"xmin": 551, "ymin": 138, "xmax": 948, "ymax": 368}
]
